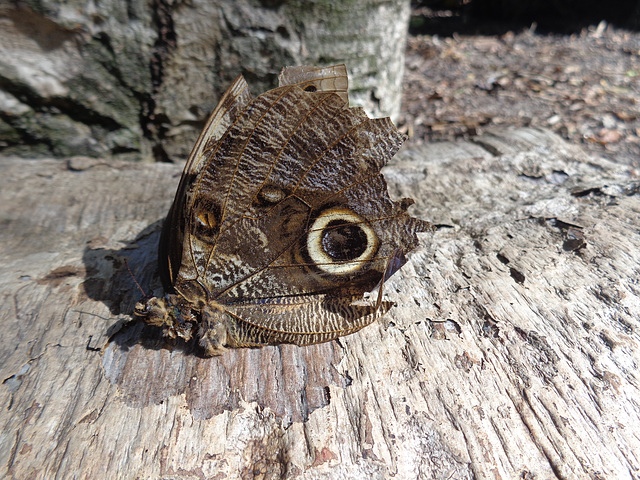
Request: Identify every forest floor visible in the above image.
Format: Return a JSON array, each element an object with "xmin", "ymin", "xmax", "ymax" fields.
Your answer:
[{"xmin": 400, "ymin": 21, "xmax": 640, "ymax": 167}]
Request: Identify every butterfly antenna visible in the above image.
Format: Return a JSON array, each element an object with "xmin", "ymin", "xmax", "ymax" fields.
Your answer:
[{"xmin": 124, "ymin": 258, "xmax": 148, "ymax": 297}]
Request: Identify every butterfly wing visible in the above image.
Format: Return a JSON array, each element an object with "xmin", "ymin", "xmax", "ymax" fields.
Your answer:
[
  {"xmin": 278, "ymin": 64, "xmax": 349, "ymax": 104},
  {"xmin": 226, "ymin": 293, "xmax": 391, "ymax": 347},
  {"xmin": 163, "ymin": 65, "xmax": 430, "ymax": 350},
  {"xmin": 159, "ymin": 74, "xmax": 252, "ymax": 289}
]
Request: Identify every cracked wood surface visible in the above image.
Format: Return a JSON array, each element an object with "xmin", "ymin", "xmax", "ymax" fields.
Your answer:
[{"xmin": 0, "ymin": 128, "xmax": 639, "ymax": 479}]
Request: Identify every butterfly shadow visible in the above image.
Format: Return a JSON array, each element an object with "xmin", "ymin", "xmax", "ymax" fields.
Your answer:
[{"xmin": 81, "ymin": 220, "xmax": 348, "ymax": 424}]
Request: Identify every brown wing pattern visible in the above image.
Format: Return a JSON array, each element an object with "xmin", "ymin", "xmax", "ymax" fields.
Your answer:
[
  {"xmin": 160, "ymin": 75, "xmax": 252, "ymax": 288},
  {"xmin": 173, "ymin": 85, "xmax": 426, "ymax": 300},
  {"xmin": 226, "ymin": 295, "xmax": 394, "ymax": 347},
  {"xmin": 278, "ymin": 64, "xmax": 349, "ymax": 104},
  {"xmin": 143, "ymin": 64, "xmax": 431, "ymax": 353}
]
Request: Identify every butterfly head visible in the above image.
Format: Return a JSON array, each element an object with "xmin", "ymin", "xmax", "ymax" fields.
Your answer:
[
  {"xmin": 134, "ymin": 295, "xmax": 170, "ymax": 326},
  {"xmin": 135, "ymin": 294, "xmax": 198, "ymax": 343}
]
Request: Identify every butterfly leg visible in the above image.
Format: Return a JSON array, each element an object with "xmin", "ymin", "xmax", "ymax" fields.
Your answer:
[{"xmin": 198, "ymin": 302, "xmax": 230, "ymax": 356}]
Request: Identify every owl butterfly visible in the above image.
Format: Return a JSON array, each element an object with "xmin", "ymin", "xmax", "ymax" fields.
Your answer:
[{"xmin": 135, "ymin": 64, "xmax": 432, "ymax": 356}]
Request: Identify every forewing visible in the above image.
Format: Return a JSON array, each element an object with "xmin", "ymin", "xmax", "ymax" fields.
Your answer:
[{"xmin": 159, "ymin": 75, "xmax": 252, "ymax": 289}]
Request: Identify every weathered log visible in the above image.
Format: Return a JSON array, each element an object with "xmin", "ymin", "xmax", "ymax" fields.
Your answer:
[{"xmin": 0, "ymin": 128, "xmax": 638, "ymax": 479}]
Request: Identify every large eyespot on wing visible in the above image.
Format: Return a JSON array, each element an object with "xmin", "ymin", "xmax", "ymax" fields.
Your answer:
[{"xmin": 305, "ymin": 207, "xmax": 379, "ymax": 276}]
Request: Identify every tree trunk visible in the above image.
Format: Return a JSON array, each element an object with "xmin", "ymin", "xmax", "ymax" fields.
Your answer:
[
  {"xmin": 1, "ymin": 128, "xmax": 639, "ymax": 479},
  {"xmin": 0, "ymin": 0, "xmax": 410, "ymax": 163}
]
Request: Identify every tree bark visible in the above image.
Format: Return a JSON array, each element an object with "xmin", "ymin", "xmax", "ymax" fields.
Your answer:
[
  {"xmin": 1, "ymin": 128, "xmax": 639, "ymax": 479},
  {"xmin": 0, "ymin": 0, "xmax": 410, "ymax": 163}
]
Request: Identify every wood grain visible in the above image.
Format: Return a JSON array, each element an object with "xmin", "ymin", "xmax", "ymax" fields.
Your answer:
[{"xmin": 0, "ymin": 128, "xmax": 638, "ymax": 479}]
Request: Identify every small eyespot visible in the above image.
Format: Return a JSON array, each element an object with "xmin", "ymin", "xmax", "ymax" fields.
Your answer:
[
  {"xmin": 306, "ymin": 207, "xmax": 379, "ymax": 275},
  {"xmin": 255, "ymin": 185, "xmax": 288, "ymax": 206},
  {"xmin": 192, "ymin": 198, "xmax": 221, "ymax": 240},
  {"xmin": 196, "ymin": 211, "xmax": 217, "ymax": 229},
  {"xmin": 304, "ymin": 84, "xmax": 318, "ymax": 92}
]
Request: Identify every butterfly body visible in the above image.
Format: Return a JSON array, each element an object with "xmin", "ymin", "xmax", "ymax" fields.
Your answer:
[{"xmin": 135, "ymin": 65, "xmax": 431, "ymax": 356}]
